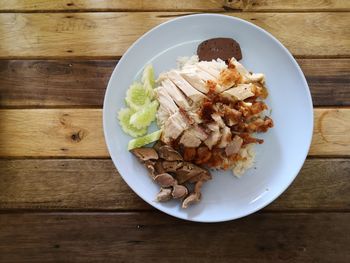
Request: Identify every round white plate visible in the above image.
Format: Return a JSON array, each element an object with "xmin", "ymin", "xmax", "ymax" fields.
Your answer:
[{"xmin": 103, "ymin": 14, "xmax": 313, "ymax": 222}]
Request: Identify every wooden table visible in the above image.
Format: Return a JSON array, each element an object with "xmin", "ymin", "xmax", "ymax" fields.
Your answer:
[{"xmin": 0, "ymin": 1, "xmax": 349, "ymax": 262}]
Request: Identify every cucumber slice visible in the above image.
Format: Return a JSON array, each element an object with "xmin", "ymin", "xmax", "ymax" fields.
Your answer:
[
  {"xmin": 129, "ymin": 100, "xmax": 159, "ymax": 129},
  {"xmin": 128, "ymin": 130, "xmax": 162, "ymax": 150},
  {"xmin": 142, "ymin": 64, "xmax": 155, "ymax": 88},
  {"xmin": 142, "ymin": 64, "xmax": 155, "ymax": 98},
  {"xmin": 125, "ymin": 82, "xmax": 151, "ymax": 111},
  {"xmin": 118, "ymin": 108, "xmax": 147, "ymax": 137}
]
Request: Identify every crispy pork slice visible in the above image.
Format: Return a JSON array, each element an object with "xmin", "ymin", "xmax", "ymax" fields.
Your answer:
[
  {"xmin": 161, "ymin": 79, "xmax": 191, "ymax": 109},
  {"xmin": 162, "ymin": 111, "xmax": 189, "ymax": 143},
  {"xmin": 155, "ymin": 86, "xmax": 178, "ymax": 115},
  {"xmin": 225, "ymin": 135, "xmax": 243, "ymax": 156},
  {"xmin": 167, "ymin": 70, "xmax": 207, "ymax": 103},
  {"xmin": 222, "ymin": 83, "xmax": 255, "ymax": 101}
]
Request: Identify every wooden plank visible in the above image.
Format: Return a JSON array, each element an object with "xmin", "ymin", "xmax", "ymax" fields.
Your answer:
[
  {"xmin": 0, "ymin": 59, "xmax": 349, "ymax": 107},
  {"xmin": 298, "ymin": 58, "xmax": 350, "ymax": 106},
  {"xmin": 0, "ymin": 0, "xmax": 348, "ymax": 12},
  {"xmin": 0, "ymin": 159, "xmax": 348, "ymax": 211},
  {"xmin": 0, "ymin": 109, "xmax": 107, "ymax": 157},
  {"xmin": 0, "ymin": 108, "xmax": 349, "ymax": 157},
  {"xmin": 310, "ymin": 109, "xmax": 350, "ymax": 156},
  {"xmin": 0, "ymin": 12, "xmax": 349, "ymax": 58},
  {"xmin": 0, "ymin": 60, "xmax": 116, "ymax": 107},
  {"xmin": 226, "ymin": 0, "xmax": 350, "ymax": 12},
  {"xmin": 0, "ymin": 212, "xmax": 349, "ymax": 262},
  {"xmin": 0, "ymin": 0, "xmax": 228, "ymax": 12}
]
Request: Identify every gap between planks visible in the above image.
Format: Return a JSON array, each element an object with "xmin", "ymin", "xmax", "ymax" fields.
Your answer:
[{"xmin": 0, "ymin": 0, "xmax": 349, "ymax": 12}]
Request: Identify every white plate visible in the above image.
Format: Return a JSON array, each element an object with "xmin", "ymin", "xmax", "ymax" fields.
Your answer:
[{"xmin": 103, "ymin": 14, "xmax": 313, "ymax": 222}]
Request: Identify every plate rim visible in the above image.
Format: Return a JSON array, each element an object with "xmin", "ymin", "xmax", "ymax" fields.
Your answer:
[{"xmin": 103, "ymin": 13, "xmax": 314, "ymax": 223}]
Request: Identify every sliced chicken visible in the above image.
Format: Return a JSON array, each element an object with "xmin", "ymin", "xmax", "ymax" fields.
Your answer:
[
  {"xmin": 161, "ymin": 79, "xmax": 191, "ymax": 109},
  {"xmin": 179, "ymin": 126, "xmax": 209, "ymax": 148},
  {"xmin": 179, "ymin": 129, "xmax": 202, "ymax": 148},
  {"xmin": 167, "ymin": 70, "xmax": 207, "ymax": 103},
  {"xmin": 187, "ymin": 111, "xmax": 202, "ymax": 124},
  {"xmin": 222, "ymin": 83, "xmax": 255, "ymax": 101},
  {"xmin": 180, "ymin": 64, "xmax": 220, "ymax": 94},
  {"xmin": 156, "ymin": 105, "xmax": 170, "ymax": 126},
  {"xmin": 183, "ymin": 64, "xmax": 216, "ymax": 82},
  {"xmin": 229, "ymin": 58, "xmax": 265, "ymax": 83},
  {"xmin": 217, "ymin": 67, "xmax": 242, "ymax": 92},
  {"xmin": 197, "ymin": 60, "xmax": 226, "ymax": 79},
  {"xmin": 162, "ymin": 111, "xmax": 189, "ymax": 143},
  {"xmin": 155, "ymin": 86, "xmax": 178, "ymax": 115},
  {"xmin": 249, "ymin": 73, "xmax": 265, "ymax": 83},
  {"xmin": 180, "ymin": 68, "xmax": 208, "ymax": 94}
]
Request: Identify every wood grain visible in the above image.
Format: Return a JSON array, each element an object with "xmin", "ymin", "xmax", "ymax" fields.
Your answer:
[
  {"xmin": 0, "ymin": 0, "xmax": 348, "ymax": 12},
  {"xmin": 298, "ymin": 58, "xmax": 350, "ymax": 106},
  {"xmin": 1, "ymin": 59, "xmax": 349, "ymax": 107},
  {"xmin": 1, "ymin": 12, "xmax": 349, "ymax": 58},
  {"xmin": 0, "ymin": 159, "xmax": 348, "ymax": 211},
  {"xmin": 0, "ymin": 212, "xmax": 349, "ymax": 262},
  {"xmin": 0, "ymin": 60, "xmax": 116, "ymax": 107},
  {"xmin": 0, "ymin": 0, "xmax": 228, "ymax": 12},
  {"xmin": 226, "ymin": 0, "xmax": 350, "ymax": 12},
  {"xmin": 0, "ymin": 109, "xmax": 107, "ymax": 157},
  {"xmin": 0, "ymin": 108, "xmax": 349, "ymax": 157},
  {"xmin": 311, "ymin": 109, "xmax": 350, "ymax": 156}
]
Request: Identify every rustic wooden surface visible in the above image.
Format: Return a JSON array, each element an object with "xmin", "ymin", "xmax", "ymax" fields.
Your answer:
[
  {"xmin": 1, "ymin": 59, "xmax": 349, "ymax": 107},
  {"xmin": 0, "ymin": 159, "xmax": 349, "ymax": 211},
  {"xmin": 0, "ymin": 1, "xmax": 349, "ymax": 262},
  {"xmin": 1, "ymin": 12, "xmax": 349, "ymax": 58},
  {"xmin": 0, "ymin": 213, "xmax": 349, "ymax": 263},
  {"xmin": 0, "ymin": 108, "xmax": 349, "ymax": 157}
]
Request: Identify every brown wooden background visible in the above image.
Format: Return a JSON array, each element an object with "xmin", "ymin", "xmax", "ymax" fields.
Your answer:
[{"xmin": 0, "ymin": 1, "xmax": 349, "ymax": 262}]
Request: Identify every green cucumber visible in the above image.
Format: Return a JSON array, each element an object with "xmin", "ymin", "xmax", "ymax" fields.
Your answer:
[
  {"xmin": 118, "ymin": 108, "xmax": 147, "ymax": 137},
  {"xmin": 125, "ymin": 82, "xmax": 151, "ymax": 111},
  {"xmin": 142, "ymin": 64, "xmax": 155, "ymax": 98},
  {"xmin": 128, "ymin": 130, "xmax": 162, "ymax": 150},
  {"xmin": 129, "ymin": 100, "xmax": 159, "ymax": 129}
]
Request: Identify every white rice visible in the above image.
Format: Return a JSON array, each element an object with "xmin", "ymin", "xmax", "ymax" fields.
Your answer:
[
  {"xmin": 176, "ymin": 55, "xmax": 199, "ymax": 69},
  {"xmin": 232, "ymin": 144, "xmax": 256, "ymax": 177}
]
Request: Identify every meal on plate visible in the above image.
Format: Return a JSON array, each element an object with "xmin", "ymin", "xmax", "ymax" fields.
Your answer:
[{"xmin": 118, "ymin": 38, "xmax": 274, "ymax": 208}]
